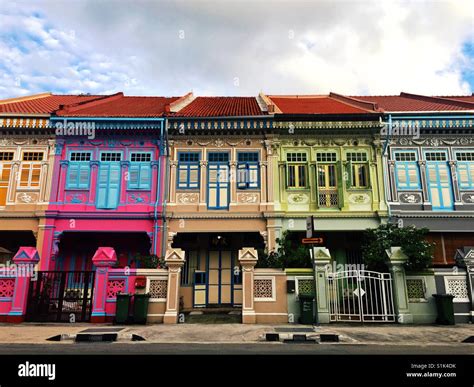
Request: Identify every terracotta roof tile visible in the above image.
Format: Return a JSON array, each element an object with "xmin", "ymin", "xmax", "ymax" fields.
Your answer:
[
  {"xmin": 350, "ymin": 93, "xmax": 474, "ymax": 112},
  {"xmin": 56, "ymin": 93, "xmax": 180, "ymax": 117},
  {"xmin": 267, "ymin": 95, "xmax": 375, "ymax": 114},
  {"xmin": 0, "ymin": 94, "xmax": 103, "ymax": 115},
  {"xmin": 173, "ymin": 97, "xmax": 264, "ymax": 117}
]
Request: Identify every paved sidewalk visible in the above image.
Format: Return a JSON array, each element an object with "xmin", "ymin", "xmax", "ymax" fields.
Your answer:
[{"xmin": 0, "ymin": 323, "xmax": 472, "ymax": 346}]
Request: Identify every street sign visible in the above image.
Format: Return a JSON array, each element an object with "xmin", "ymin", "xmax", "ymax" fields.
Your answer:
[
  {"xmin": 306, "ymin": 216, "xmax": 314, "ymax": 238},
  {"xmin": 302, "ymin": 237, "xmax": 324, "ymax": 245}
]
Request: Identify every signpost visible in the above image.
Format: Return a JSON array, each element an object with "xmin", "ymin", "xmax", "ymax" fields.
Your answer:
[
  {"xmin": 305, "ymin": 216, "xmax": 320, "ymax": 325},
  {"xmin": 302, "ymin": 237, "xmax": 324, "ymax": 245}
]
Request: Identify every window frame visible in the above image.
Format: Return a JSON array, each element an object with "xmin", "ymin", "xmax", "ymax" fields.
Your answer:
[
  {"xmin": 455, "ymin": 150, "xmax": 474, "ymax": 190},
  {"xmin": 128, "ymin": 151, "xmax": 153, "ymax": 191},
  {"xmin": 177, "ymin": 151, "xmax": 201, "ymax": 190},
  {"xmin": 286, "ymin": 152, "xmax": 308, "ymax": 189},
  {"xmin": 393, "ymin": 150, "xmax": 421, "ymax": 190},
  {"xmin": 237, "ymin": 151, "xmax": 260, "ymax": 190},
  {"xmin": 66, "ymin": 151, "xmax": 92, "ymax": 190}
]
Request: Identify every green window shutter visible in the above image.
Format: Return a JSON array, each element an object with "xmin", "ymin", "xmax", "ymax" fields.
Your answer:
[{"xmin": 345, "ymin": 161, "xmax": 352, "ymax": 189}]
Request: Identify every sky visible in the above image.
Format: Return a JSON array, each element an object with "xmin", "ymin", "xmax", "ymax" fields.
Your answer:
[{"xmin": 0, "ymin": 0, "xmax": 473, "ymax": 99}]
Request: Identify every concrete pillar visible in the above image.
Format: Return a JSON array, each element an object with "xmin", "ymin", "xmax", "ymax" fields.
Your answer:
[
  {"xmin": 386, "ymin": 247, "xmax": 413, "ymax": 324},
  {"xmin": 91, "ymin": 247, "xmax": 118, "ymax": 323},
  {"xmin": 8, "ymin": 247, "xmax": 40, "ymax": 323},
  {"xmin": 312, "ymin": 247, "xmax": 331, "ymax": 324},
  {"xmin": 163, "ymin": 248, "xmax": 185, "ymax": 324},
  {"xmin": 238, "ymin": 247, "xmax": 258, "ymax": 324}
]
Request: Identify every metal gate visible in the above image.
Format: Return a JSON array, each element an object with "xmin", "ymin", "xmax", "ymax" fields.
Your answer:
[
  {"xmin": 26, "ymin": 271, "xmax": 95, "ymax": 322},
  {"xmin": 327, "ymin": 270, "xmax": 395, "ymax": 322}
]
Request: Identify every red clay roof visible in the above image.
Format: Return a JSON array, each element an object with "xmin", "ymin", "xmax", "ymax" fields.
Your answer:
[
  {"xmin": 56, "ymin": 93, "xmax": 180, "ymax": 117},
  {"xmin": 350, "ymin": 93, "xmax": 474, "ymax": 112},
  {"xmin": 0, "ymin": 94, "xmax": 103, "ymax": 115},
  {"xmin": 173, "ymin": 97, "xmax": 264, "ymax": 117},
  {"xmin": 267, "ymin": 95, "xmax": 376, "ymax": 114}
]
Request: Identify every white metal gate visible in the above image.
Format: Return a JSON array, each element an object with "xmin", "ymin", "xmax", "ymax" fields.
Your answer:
[{"xmin": 327, "ymin": 270, "xmax": 395, "ymax": 322}]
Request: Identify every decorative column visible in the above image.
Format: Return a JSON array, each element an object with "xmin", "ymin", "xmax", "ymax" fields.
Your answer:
[
  {"xmin": 239, "ymin": 247, "xmax": 258, "ymax": 324},
  {"xmin": 199, "ymin": 160, "xmax": 207, "ymax": 210},
  {"xmin": 388, "ymin": 160, "xmax": 397, "ymax": 202},
  {"xmin": 449, "ymin": 160, "xmax": 461, "ymax": 206},
  {"xmin": 39, "ymin": 161, "xmax": 49, "ymax": 202},
  {"xmin": 39, "ymin": 228, "xmax": 60, "ymax": 271},
  {"xmin": 312, "ymin": 247, "xmax": 331, "ymax": 323},
  {"xmin": 8, "ymin": 161, "xmax": 20, "ymax": 203},
  {"xmin": 88, "ymin": 161, "xmax": 99, "ymax": 203},
  {"xmin": 370, "ymin": 161, "xmax": 380, "ymax": 211},
  {"xmin": 57, "ymin": 160, "xmax": 69, "ymax": 203},
  {"xmin": 386, "ymin": 247, "xmax": 413, "ymax": 324},
  {"xmin": 150, "ymin": 160, "xmax": 160, "ymax": 206},
  {"xmin": 169, "ymin": 160, "xmax": 177, "ymax": 204},
  {"xmin": 229, "ymin": 161, "xmax": 237, "ymax": 206},
  {"xmin": 278, "ymin": 162, "xmax": 286, "ymax": 204},
  {"xmin": 455, "ymin": 247, "xmax": 474, "ymax": 323},
  {"xmin": 164, "ymin": 248, "xmax": 185, "ymax": 324},
  {"xmin": 8, "ymin": 247, "xmax": 40, "ymax": 323},
  {"xmin": 120, "ymin": 160, "xmax": 129, "ymax": 205},
  {"xmin": 259, "ymin": 160, "xmax": 267, "ymax": 211},
  {"xmin": 91, "ymin": 247, "xmax": 118, "ymax": 323},
  {"xmin": 418, "ymin": 160, "xmax": 430, "ymax": 208}
]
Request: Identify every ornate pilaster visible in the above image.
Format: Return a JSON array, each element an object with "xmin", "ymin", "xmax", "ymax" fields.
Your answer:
[
  {"xmin": 449, "ymin": 160, "xmax": 461, "ymax": 203},
  {"xmin": 164, "ymin": 248, "xmax": 185, "ymax": 324},
  {"xmin": 238, "ymin": 247, "xmax": 258, "ymax": 324},
  {"xmin": 386, "ymin": 247, "xmax": 413, "ymax": 324},
  {"xmin": 169, "ymin": 160, "xmax": 178, "ymax": 204},
  {"xmin": 418, "ymin": 160, "xmax": 429, "ymax": 205},
  {"xmin": 199, "ymin": 160, "xmax": 207, "ymax": 209}
]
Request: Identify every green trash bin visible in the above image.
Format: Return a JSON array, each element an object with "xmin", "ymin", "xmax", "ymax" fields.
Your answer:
[
  {"xmin": 115, "ymin": 293, "xmax": 131, "ymax": 324},
  {"xmin": 133, "ymin": 293, "xmax": 151, "ymax": 324},
  {"xmin": 298, "ymin": 293, "xmax": 314, "ymax": 325},
  {"xmin": 432, "ymin": 294, "xmax": 455, "ymax": 325}
]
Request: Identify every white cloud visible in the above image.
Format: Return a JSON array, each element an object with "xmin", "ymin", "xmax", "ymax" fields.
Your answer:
[{"xmin": 0, "ymin": 0, "xmax": 473, "ymax": 98}]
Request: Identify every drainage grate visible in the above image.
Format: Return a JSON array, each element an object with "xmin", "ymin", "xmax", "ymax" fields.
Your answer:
[
  {"xmin": 275, "ymin": 327, "xmax": 314, "ymax": 333},
  {"xmin": 80, "ymin": 328, "xmax": 124, "ymax": 333},
  {"xmin": 320, "ymin": 334, "xmax": 339, "ymax": 343},
  {"xmin": 75, "ymin": 333, "xmax": 118, "ymax": 342}
]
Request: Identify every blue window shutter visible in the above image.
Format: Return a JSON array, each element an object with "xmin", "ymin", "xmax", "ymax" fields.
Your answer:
[
  {"xmin": 96, "ymin": 165, "xmax": 109, "ymax": 208},
  {"xmin": 139, "ymin": 164, "xmax": 151, "ymax": 190},
  {"xmin": 107, "ymin": 164, "xmax": 121, "ymax": 209},
  {"xmin": 67, "ymin": 164, "xmax": 79, "ymax": 189},
  {"xmin": 78, "ymin": 164, "xmax": 90, "ymax": 189},
  {"xmin": 129, "ymin": 164, "xmax": 140, "ymax": 189}
]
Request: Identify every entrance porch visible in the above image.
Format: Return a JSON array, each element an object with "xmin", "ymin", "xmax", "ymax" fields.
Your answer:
[{"xmin": 171, "ymin": 232, "xmax": 264, "ymax": 310}]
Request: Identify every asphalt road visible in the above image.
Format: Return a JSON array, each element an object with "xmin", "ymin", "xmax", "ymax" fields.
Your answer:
[{"xmin": 0, "ymin": 342, "xmax": 472, "ymax": 354}]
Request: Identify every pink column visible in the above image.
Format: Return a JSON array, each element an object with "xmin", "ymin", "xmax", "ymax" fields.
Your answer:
[
  {"xmin": 57, "ymin": 161, "xmax": 69, "ymax": 203},
  {"xmin": 88, "ymin": 161, "xmax": 99, "ymax": 203},
  {"xmin": 120, "ymin": 161, "xmax": 129, "ymax": 205},
  {"xmin": 91, "ymin": 247, "xmax": 117, "ymax": 323},
  {"xmin": 8, "ymin": 247, "xmax": 40, "ymax": 323}
]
